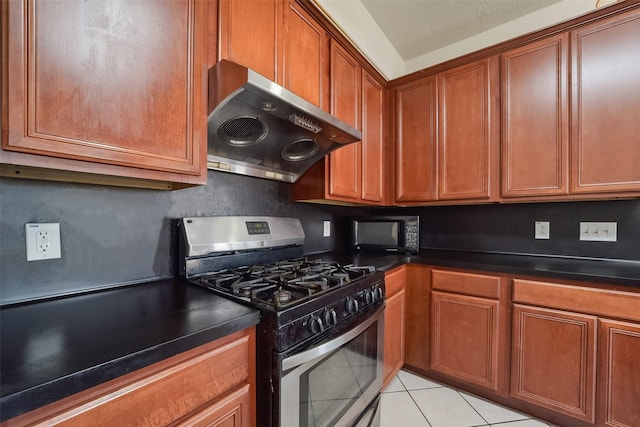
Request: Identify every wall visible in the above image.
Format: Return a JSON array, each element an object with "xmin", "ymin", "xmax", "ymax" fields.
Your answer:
[
  {"xmin": 379, "ymin": 199, "xmax": 640, "ymax": 261},
  {"xmin": 0, "ymin": 172, "xmax": 366, "ymax": 305},
  {"xmin": 2, "ymin": 172, "xmax": 638, "ymax": 305}
]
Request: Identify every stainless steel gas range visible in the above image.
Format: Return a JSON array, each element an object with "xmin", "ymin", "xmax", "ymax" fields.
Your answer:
[{"xmin": 179, "ymin": 216, "xmax": 385, "ymax": 427}]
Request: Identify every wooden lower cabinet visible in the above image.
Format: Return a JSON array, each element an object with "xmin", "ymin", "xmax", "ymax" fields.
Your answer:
[
  {"xmin": 430, "ymin": 269, "xmax": 509, "ymax": 394},
  {"xmin": 3, "ymin": 329, "xmax": 256, "ymax": 427},
  {"xmin": 598, "ymin": 319, "xmax": 640, "ymax": 427},
  {"xmin": 511, "ymin": 304, "xmax": 597, "ymax": 423},
  {"xmin": 175, "ymin": 384, "xmax": 251, "ymax": 427},
  {"xmin": 400, "ymin": 268, "xmax": 640, "ymax": 427},
  {"xmin": 431, "ymin": 292, "xmax": 501, "ymax": 390},
  {"xmin": 383, "ymin": 266, "xmax": 406, "ymax": 388},
  {"xmin": 403, "ymin": 264, "xmax": 431, "ymax": 372}
]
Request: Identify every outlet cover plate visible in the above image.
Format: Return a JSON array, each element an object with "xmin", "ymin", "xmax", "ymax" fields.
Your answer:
[
  {"xmin": 579, "ymin": 222, "xmax": 617, "ymax": 242},
  {"xmin": 535, "ymin": 221, "xmax": 550, "ymax": 239},
  {"xmin": 323, "ymin": 221, "xmax": 331, "ymax": 237},
  {"xmin": 26, "ymin": 223, "xmax": 61, "ymax": 261}
]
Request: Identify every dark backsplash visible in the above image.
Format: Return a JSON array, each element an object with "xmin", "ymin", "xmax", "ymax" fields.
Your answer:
[
  {"xmin": 0, "ymin": 172, "xmax": 366, "ymax": 304},
  {"xmin": 377, "ymin": 199, "xmax": 640, "ymax": 261},
  {"xmin": 1, "ymin": 171, "xmax": 638, "ymax": 304}
]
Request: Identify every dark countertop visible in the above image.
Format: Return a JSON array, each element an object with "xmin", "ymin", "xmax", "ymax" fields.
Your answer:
[
  {"xmin": 318, "ymin": 249, "xmax": 640, "ymax": 289},
  {"xmin": 0, "ymin": 279, "xmax": 260, "ymax": 422},
  {"xmin": 1, "ymin": 250, "xmax": 637, "ymax": 422}
]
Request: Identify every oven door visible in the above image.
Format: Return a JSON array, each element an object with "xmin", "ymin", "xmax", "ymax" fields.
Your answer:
[{"xmin": 280, "ymin": 306, "xmax": 384, "ymax": 427}]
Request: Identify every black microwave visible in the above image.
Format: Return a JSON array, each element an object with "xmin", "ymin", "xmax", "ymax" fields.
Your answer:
[{"xmin": 351, "ymin": 216, "xmax": 419, "ymax": 254}]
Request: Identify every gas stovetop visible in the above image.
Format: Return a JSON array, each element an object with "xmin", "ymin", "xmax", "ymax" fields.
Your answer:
[
  {"xmin": 197, "ymin": 258, "xmax": 377, "ymax": 310},
  {"xmin": 179, "ymin": 216, "xmax": 386, "ymax": 354}
]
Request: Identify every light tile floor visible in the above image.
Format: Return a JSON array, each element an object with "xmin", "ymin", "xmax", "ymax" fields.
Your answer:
[{"xmin": 381, "ymin": 370, "xmax": 554, "ymax": 427}]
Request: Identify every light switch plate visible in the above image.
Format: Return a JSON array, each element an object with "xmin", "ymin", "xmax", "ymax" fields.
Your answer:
[
  {"xmin": 535, "ymin": 221, "xmax": 550, "ymax": 239},
  {"xmin": 26, "ymin": 223, "xmax": 62, "ymax": 261},
  {"xmin": 579, "ymin": 222, "xmax": 617, "ymax": 242}
]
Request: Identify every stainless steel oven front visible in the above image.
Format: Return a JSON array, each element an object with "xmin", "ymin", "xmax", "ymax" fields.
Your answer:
[{"xmin": 280, "ymin": 305, "xmax": 384, "ymax": 427}]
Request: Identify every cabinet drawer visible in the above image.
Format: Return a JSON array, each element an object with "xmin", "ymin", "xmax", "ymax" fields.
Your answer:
[
  {"xmin": 385, "ymin": 266, "xmax": 406, "ymax": 297},
  {"xmin": 174, "ymin": 384, "xmax": 251, "ymax": 427},
  {"xmin": 432, "ymin": 269, "xmax": 501, "ymax": 299},
  {"xmin": 9, "ymin": 331, "xmax": 252, "ymax": 426},
  {"xmin": 513, "ymin": 279, "xmax": 640, "ymax": 322}
]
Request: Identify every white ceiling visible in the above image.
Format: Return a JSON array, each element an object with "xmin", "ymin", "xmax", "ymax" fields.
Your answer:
[{"xmin": 312, "ymin": 0, "xmax": 599, "ymax": 80}]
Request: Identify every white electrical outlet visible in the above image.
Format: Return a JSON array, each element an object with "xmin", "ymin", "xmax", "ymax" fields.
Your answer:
[
  {"xmin": 323, "ymin": 221, "xmax": 331, "ymax": 237},
  {"xmin": 535, "ymin": 221, "xmax": 550, "ymax": 239},
  {"xmin": 26, "ymin": 223, "xmax": 62, "ymax": 261},
  {"xmin": 579, "ymin": 222, "xmax": 617, "ymax": 242}
]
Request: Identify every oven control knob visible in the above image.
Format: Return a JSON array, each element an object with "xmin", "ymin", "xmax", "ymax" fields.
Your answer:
[
  {"xmin": 345, "ymin": 297, "xmax": 359, "ymax": 314},
  {"xmin": 323, "ymin": 308, "xmax": 338, "ymax": 326},
  {"xmin": 373, "ymin": 286, "xmax": 384, "ymax": 301},
  {"xmin": 363, "ymin": 289, "xmax": 374, "ymax": 305},
  {"xmin": 308, "ymin": 315, "xmax": 324, "ymax": 334}
]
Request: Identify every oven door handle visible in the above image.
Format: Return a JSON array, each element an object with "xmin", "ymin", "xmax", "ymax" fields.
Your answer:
[{"xmin": 282, "ymin": 307, "xmax": 383, "ymax": 371}]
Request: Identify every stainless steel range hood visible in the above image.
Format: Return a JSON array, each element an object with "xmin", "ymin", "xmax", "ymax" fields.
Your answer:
[{"xmin": 207, "ymin": 60, "xmax": 362, "ymax": 182}]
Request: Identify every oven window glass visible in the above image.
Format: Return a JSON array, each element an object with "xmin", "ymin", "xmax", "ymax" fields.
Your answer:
[
  {"xmin": 358, "ymin": 222, "xmax": 399, "ymax": 246},
  {"xmin": 299, "ymin": 322, "xmax": 379, "ymax": 427}
]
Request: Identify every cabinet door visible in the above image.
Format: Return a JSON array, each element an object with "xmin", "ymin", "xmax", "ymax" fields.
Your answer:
[
  {"xmin": 598, "ymin": 319, "xmax": 640, "ymax": 427},
  {"xmin": 328, "ymin": 40, "xmax": 361, "ymax": 200},
  {"xmin": 438, "ymin": 57, "xmax": 499, "ymax": 201},
  {"xmin": 511, "ymin": 304, "xmax": 596, "ymax": 423},
  {"xmin": 571, "ymin": 10, "xmax": 640, "ymax": 194},
  {"xmin": 404, "ymin": 265, "xmax": 431, "ymax": 372},
  {"xmin": 384, "ymin": 289, "xmax": 406, "ymax": 388},
  {"xmin": 175, "ymin": 384, "xmax": 251, "ymax": 427},
  {"xmin": 281, "ymin": 0, "xmax": 329, "ymax": 108},
  {"xmin": 361, "ymin": 70, "xmax": 385, "ymax": 203},
  {"xmin": 2, "ymin": 0, "xmax": 206, "ymax": 179},
  {"xmin": 218, "ymin": 0, "xmax": 279, "ymax": 81},
  {"xmin": 431, "ymin": 292, "xmax": 500, "ymax": 391},
  {"xmin": 501, "ymin": 34, "xmax": 569, "ymax": 198},
  {"xmin": 394, "ymin": 77, "xmax": 437, "ymax": 203}
]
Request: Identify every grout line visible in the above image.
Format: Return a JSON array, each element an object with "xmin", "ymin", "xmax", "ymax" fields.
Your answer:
[
  {"xmin": 458, "ymin": 390, "xmax": 491, "ymax": 426},
  {"xmin": 405, "ymin": 390, "xmax": 434, "ymax": 427}
]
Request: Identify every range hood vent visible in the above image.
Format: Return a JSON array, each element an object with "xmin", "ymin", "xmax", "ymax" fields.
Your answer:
[{"xmin": 207, "ymin": 60, "xmax": 362, "ymax": 182}]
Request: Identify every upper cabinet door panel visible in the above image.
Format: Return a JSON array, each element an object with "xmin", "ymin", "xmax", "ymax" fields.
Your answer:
[
  {"xmin": 329, "ymin": 40, "xmax": 361, "ymax": 199},
  {"xmin": 3, "ymin": 0, "xmax": 205, "ymax": 176},
  {"xmin": 438, "ymin": 58, "xmax": 499, "ymax": 200},
  {"xmin": 282, "ymin": 0, "xmax": 328, "ymax": 108},
  {"xmin": 218, "ymin": 0, "xmax": 278, "ymax": 81},
  {"xmin": 395, "ymin": 77, "xmax": 437, "ymax": 203},
  {"xmin": 361, "ymin": 70, "xmax": 384, "ymax": 203},
  {"xmin": 501, "ymin": 34, "xmax": 569, "ymax": 198},
  {"xmin": 571, "ymin": 10, "xmax": 640, "ymax": 193}
]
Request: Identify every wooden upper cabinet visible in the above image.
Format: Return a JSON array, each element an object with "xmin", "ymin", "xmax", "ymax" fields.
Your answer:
[
  {"xmin": 571, "ymin": 9, "xmax": 640, "ymax": 194},
  {"xmin": 218, "ymin": 0, "xmax": 279, "ymax": 81},
  {"xmin": 292, "ymin": 38, "xmax": 385, "ymax": 206},
  {"xmin": 2, "ymin": 0, "xmax": 207, "ymax": 186},
  {"xmin": 438, "ymin": 57, "xmax": 499, "ymax": 201},
  {"xmin": 329, "ymin": 40, "xmax": 362, "ymax": 200},
  {"xmin": 394, "ymin": 76, "xmax": 438, "ymax": 203},
  {"xmin": 361, "ymin": 70, "xmax": 385, "ymax": 203},
  {"xmin": 501, "ymin": 34, "xmax": 569, "ymax": 198},
  {"xmin": 281, "ymin": 0, "xmax": 329, "ymax": 108}
]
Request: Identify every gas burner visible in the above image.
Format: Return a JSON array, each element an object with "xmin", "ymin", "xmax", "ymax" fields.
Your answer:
[
  {"xmin": 288, "ymin": 275, "xmax": 331, "ymax": 291},
  {"xmin": 273, "ymin": 288, "xmax": 292, "ymax": 304},
  {"xmin": 198, "ymin": 257, "xmax": 379, "ymax": 309}
]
